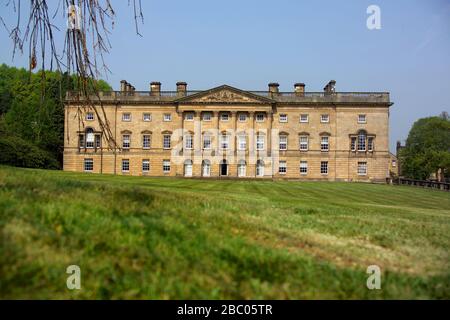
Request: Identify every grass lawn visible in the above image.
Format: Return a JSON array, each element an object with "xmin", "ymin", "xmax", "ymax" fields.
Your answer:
[{"xmin": 0, "ymin": 165, "xmax": 449, "ymax": 299}]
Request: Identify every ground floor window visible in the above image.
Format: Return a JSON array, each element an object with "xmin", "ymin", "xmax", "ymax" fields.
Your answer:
[
  {"xmin": 279, "ymin": 161, "xmax": 287, "ymax": 174},
  {"xmin": 358, "ymin": 162, "xmax": 367, "ymax": 175},
  {"xmin": 237, "ymin": 160, "xmax": 246, "ymax": 177},
  {"xmin": 142, "ymin": 159, "xmax": 150, "ymax": 173},
  {"xmin": 202, "ymin": 160, "xmax": 211, "ymax": 177},
  {"xmin": 184, "ymin": 160, "xmax": 193, "ymax": 177},
  {"xmin": 122, "ymin": 159, "xmax": 130, "ymax": 172},
  {"xmin": 320, "ymin": 161, "xmax": 328, "ymax": 175},
  {"xmin": 163, "ymin": 160, "xmax": 171, "ymax": 173},
  {"xmin": 300, "ymin": 161, "xmax": 308, "ymax": 175},
  {"xmin": 256, "ymin": 160, "xmax": 264, "ymax": 177},
  {"xmin": 84, "ymin": 158, "xmax": 93, "ymax": 172}
]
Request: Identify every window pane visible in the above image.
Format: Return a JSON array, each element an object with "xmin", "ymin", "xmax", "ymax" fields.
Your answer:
[
  {"xmin": 300, "ymin": 161, "xmax": 308, "ymax": 174},
  {"xmin": 122, "ymin": 159, "xmax": 130, "ymax": 172},
  {"xmin": 84, "ymin": 158, "xmax": 93, "ymax": 171},
  {"xmin": 321, "ymin": 161, "xmax": 328, "ymax": 174},
  {"xmin": 321, "ymin": 136, "xmax": 329, "ymax": 151},
  {"xmin": 142, "ymin": 160, "xmax": 150, "ymax": 172}
]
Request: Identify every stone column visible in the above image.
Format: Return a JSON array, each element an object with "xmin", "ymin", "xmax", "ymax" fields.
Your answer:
[
  {"xmin": 248, "ymin": 111, "xmax": 255, "ymax": 176},
  {"xmin": 194, "ymin": 111, "xmax": 202, "ymax": 176}
]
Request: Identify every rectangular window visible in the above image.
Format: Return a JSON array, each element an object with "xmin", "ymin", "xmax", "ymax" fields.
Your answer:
[
  {"xmin": 84, "ymin": 158, "xmax": 93, "ymax": 172},
  {"xmin": 143, "ymin": 113, "xmax": 152, "ymax": 121},
  {"xmin": 320, "ymin": 161, "xmax": 328, "ymax": 175},
  {"xmin": 185, "ymin": 134, "xmax": 193, "ymax": 149},
  {"xmin": 163, "ymin": 113, "xmax": 172, "ymax": 122},
  {"xmin": 300, "ymin": 114, "xmax": 309, "ymax": 123},
  {"xmin": 202, "ymin": 112, "xmax": 212, "ymax": 121},
  {"xmin": 299, "ymin": 136, "xmax": 308, "ymax": 151},
  {"xmin": 239, "ymin": 113, "xmax": 247, "ymax": 122},
  {"xmin": 321, "ymin": 114, "xmax": 329, "ymax": 123},
  {"xmin": 279, "ymin": 135, "xmax": 288, "ymax": 150},
  {"xmin": 300, "ymin": 161, "xmax": 308, "ymax": 175},
  {"xmin": 238, "ymin": 135, "xmax": 246, "ymax": 150},
  {"xmin": 279, "ymin": 161, "xmax": 287, "ymax": 174},
  {"xmin": 142, "ymin": 135, "xmax": 151, "ymax": 149},
  {"xmin": 221, "ymin": 134, "xmax": 229, "ymax": 149},
  {"xmin": 392, "ymin": 160, "xmax": 396, "ymax": 167},
  {"xmin": 142, "ymin": 159, "xmax": 150, "ymax": 173},
  {"xmin": 256, "ymin": 113, "xmax": 264, "ymax": 122},
  {"xmin": 321, "ymin": 136, "xmax": 329, "ymax": 151},
  {"xmin": 358, "ymin": 114, "xmax": 367, "ymax": 123},
  {"xmin": 163, "ymin": 160, "xmax": 171, "ymax": 173},
  {"xmin": 79, "ymin": 134, "xmax": 85, "ymax": 148},
  {"xmin": 122, "ymin": 113, "xmax": 131, "ymax": 122},
  {"xmin": 279, "ymin": 114, "xmax": 288, "ymax": 123},
  {"xmin": 95, "ymin": 134, "xmax": 101, "ymax": 148},
  {"xmin": 256, "ymin": 134, "xmax": 265, "ymax": 150},
  {"xmin": 185, "ymin": 113, "xmax": 194, "ymax": 121},
  {"xmin": 86, "ymin": 112, "xmax": 94, "ymax": 121},
  {"xmin": 368, "ymin": 137, "xmax": 374, "ymax": 152},
  {"xmin": 163, "ymin": 135, "xmax": 171, "ymax": 149},
  {"xmin": 122, "ymin": 159, "xmax": 130, "ymax": 172},
  {"xmin": 221, "ymin": 113, "xmax": 229, "ymax": 121},
  {"xmin": 358, "ymin": 162, "xmax": 367, "ymax": 175},
  {"xmin": 122, "ymin": 134, "xmax": 130, "ymax": 149},
  {"xmin": 203, "ymin": 135, "xmax": 211, "ymax": 150},
  {"xmin": 351, "ymin": 137, "xmax": 357, "ymax": 151}
]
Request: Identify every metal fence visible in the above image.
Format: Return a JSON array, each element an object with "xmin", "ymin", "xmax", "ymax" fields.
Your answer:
[{"xmin": 392, "ymin": 177, "xmax": 450, "ymax": 191}]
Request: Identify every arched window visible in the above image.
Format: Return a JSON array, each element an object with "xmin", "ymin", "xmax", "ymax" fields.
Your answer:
[
  {"xmin": 256, "ymin": 160, "xmax": 265, "ymax": 177},
  {"xmin": 184, "ymin": 159, "xmax": 193, "ymax": 177},
  {"xmin": 238, "ymin": 160, "xmax": 246, "ymax": 177},
  {"xmin": 202, "ymin": 160, "xmax": 211, "ymax": 177},
  {"xmin": 86, "ymin": 128, "xmax": 95, "ymax": 148},
  {"xmin": 358, "ymin": 131, "xmax": 367, "ymax": 151}
]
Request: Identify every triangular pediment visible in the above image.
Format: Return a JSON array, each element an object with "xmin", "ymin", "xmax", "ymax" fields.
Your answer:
[{"xmin": 176, "ymin": 85, "xmax": 274, "ymax": 104}]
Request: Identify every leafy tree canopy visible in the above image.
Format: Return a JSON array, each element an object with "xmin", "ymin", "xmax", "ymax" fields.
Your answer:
[
  {"xmin": 400, "ymin": 115, "xmax": 450, "ymax": 180},
  {"xmin": 0, "ymin": 63, "xmax": 111, "ymax": 169}
]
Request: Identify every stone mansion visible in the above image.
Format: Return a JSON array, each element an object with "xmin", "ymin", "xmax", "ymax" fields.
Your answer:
[{"xmin": 63, "ymin": 80, "xmax": 393, "ymax": 181}]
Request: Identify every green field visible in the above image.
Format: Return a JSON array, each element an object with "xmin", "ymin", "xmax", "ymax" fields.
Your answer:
[{"xmin": 0, "ymin": 166, "xmax": 449, "ymax": 299}]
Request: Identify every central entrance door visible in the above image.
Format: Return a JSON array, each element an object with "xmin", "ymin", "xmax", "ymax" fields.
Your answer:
[{"xmin": 220, "ymin": 160, "xmax": 228, "ymax": 176}]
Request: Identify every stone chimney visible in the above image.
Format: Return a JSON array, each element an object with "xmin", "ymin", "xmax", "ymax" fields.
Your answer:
[
  {"xmin": 126, "ymin": 83, "xmax": 133, "ymax": 93},
  {"xmin": 324, "ymin": 80, "xmax": 336, "ymax": 95},
  {"xmin": 268, "ymin": 83, "xmax": 279, "ymax": 97},
  {"xmin": 150, "ymin": 82, "xmax": 161, "ymax": 97},
  {"xmin": 120, "ymin": 80, "xmax": 127, "ymax": 92},
  {"xmin": 176, "ymin": 82, "xmax": 187, "ymax": 97},
  {"xmin": 294, "ymin": 83, "xmax": 305, "ymax": 97}
]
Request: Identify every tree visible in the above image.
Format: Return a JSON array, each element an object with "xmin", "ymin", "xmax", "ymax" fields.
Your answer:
[
  {"xmin": 0, "ymin": 63, "xmax": 112, "ymax": 169},
  {"xmin": 399, "ymin": 116, "xmax": 450, "ymax": 180},
  {"xmin": 1, "ymin": 1, "xmax": 144, "ymax": 146}
]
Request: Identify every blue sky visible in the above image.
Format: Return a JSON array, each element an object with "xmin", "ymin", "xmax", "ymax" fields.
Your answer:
[{"xmin": 1, "ymin": 0, "xmax": 449, "ymax": 151}]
